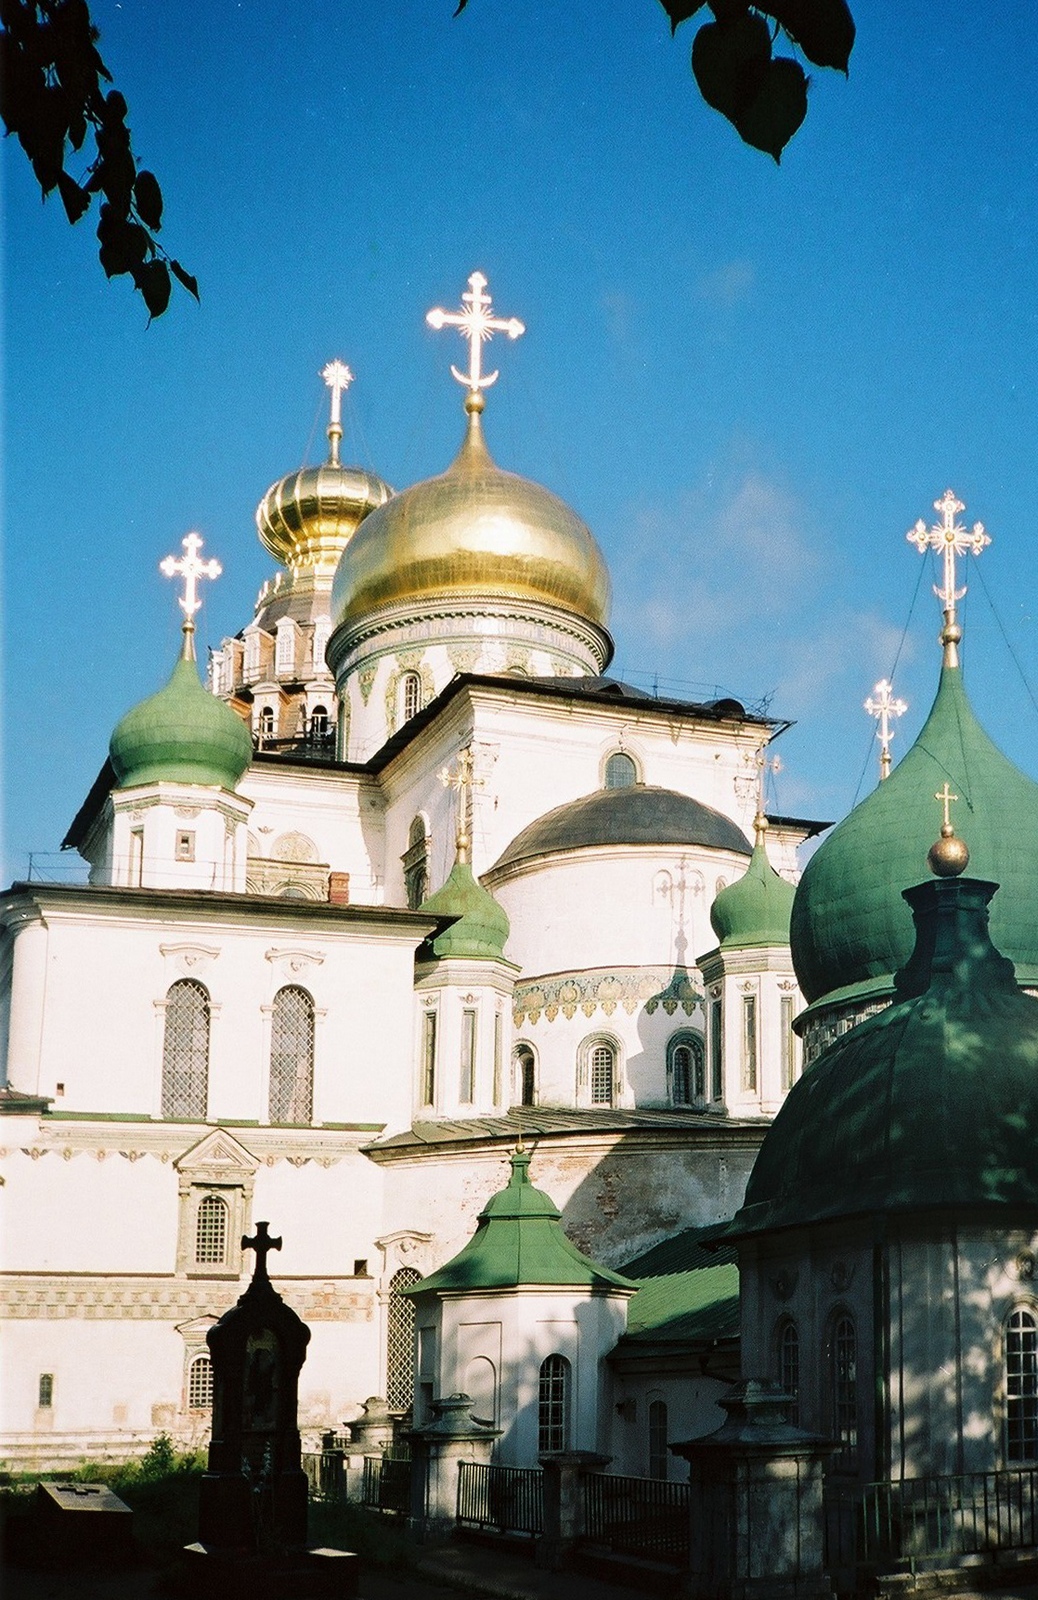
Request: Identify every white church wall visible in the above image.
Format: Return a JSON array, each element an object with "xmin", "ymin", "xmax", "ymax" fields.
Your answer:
[
  {"xmin": 0, "ymin": 1318, "xmax": 183, "ymax": 1440},
  {"xmin": 0, "ymin": 1148, "xmax": 176, "ymax": 1272},
  {"xmin": 239, "ymin": 766, "xmax": 386, "ymax": 904},
  {"xmin": 248, "ymin": 1151, "xmax": 382, "ymax": 1279}
]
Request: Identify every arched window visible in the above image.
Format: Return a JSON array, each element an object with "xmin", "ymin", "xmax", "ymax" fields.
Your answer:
[
  {"xmin": 195, "ymin": 1194, "xmax": 228, "ymax": 1266},
  {"xmin": 515, "ymin": 1044, "xmax": 536, "ymax": 1107},
  {"xmin": 604, "ymin": 751, "xmax": 637, "ymax": 789},
  {"xmin": 589, "ymin": 1042, "xmax": 615, "ymax": 1106},
  {"xmin": 161, "ymin": 979, "xmax": 210, "ymax": 1121},
  {"xmin": 258, "ymin": 705, "xmax": 275, "ymax": 740},
  {"xmin": 668, "ymin": 1033, "xmax": 705, "ymax": 1106},
  {"xmin": 778, "ymin": 1318, "xmax": 800, "ymax": 1426},
  {"xmin": 648, "ymin": 1398, "xmax": 669, "ymax": 1480},
  {"xmin": 1006, "ymin": 1307, "xmax": 1038, "ymax": 1462},
  {"xmin": 538, "ymin": 1355, "xmax": 570, "ymax": 1453},
  {"xmin": 402, "ymin": 672, "xmax": 423, "ymax": 723},
  {"xmin": 829, "ymin": 1313, "xmax": 857, "ymax": 1464},
  {"xmin": 269, "ymin": 986, "xmax": 315, "ymax": 1124},
  {"xmin": 386, "ymin": 1267, "xmax": 422, "ymax": 1413},
  {"xmin": 188, "ymin": 1354, "xmax": 213, "ymax": 1410},
  {"xmin": 403, "ymin": 816, "xmax": 429, "ymax": 911},
  {"xmin": 309, "ymin": 705, "xmax": 329, "ymax": 741}
]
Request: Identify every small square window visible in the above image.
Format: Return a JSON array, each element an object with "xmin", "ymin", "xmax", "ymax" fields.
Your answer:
[
  {"xmin": 353, "ymin": 1259, "xmax": 368, "ymax": 1277},
  {"xmin": 38, "ymin": 1373, "xmax": 54, "ymax": 1408},
  {"xmin": 176, "ymin": 831, "xmax": 196, "ymax": 862}
]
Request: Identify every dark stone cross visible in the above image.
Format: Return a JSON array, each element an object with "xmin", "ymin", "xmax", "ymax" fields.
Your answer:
[{"xmin": 242, "ymin": 1221, "xmax": 281, "ymax": 1281}]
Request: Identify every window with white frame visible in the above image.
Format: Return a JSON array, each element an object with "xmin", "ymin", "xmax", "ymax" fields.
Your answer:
[
  {"xmin": 493, "ymin": 1011, "xmax": 503, "ymax": 1106},
  {"xmin": 386, "ymin": 1267, "xmax": 422, "ymax": 1412},
  {"xmin": 780, "ymin": 994, "xmax": 797, "ymax": 1092},
  {"xmin": 420, "ymin": 1010, "xmax": 437, "ymax": 1106},
  {"xmin": 668, "ymin": 1032, "xmax": 705, "ymax": 1106},
  {"xmin": 604, "ymin": 750, "xmax": 638, "ymax": 789},
  {"xmin": 187, "ymin": 1353, "xmax": 213, "ymax": 1410},
  {"xmin": 161, "ymin": 979, "xmax": 210, "ymax": 1121},
  {"xmin": 401, "ymin": 671, "xmax": 423, "ymax": 723},
  {"xmin": 741, "ymin": 993, "xmax": 758, "ymax": 1092},
  {"xmin": 1006, "ymin": 1306, "xmax": 1038, "ymax": 1462},
  {"xmin": 195, "ymin": 1193, "xmax": 228, "ymax": 1266},
  {"xmin": 258, "ymin": 705, "xmax": 275, "ymax": 741},
  {"xmin": 538, "ymin": 1354, "xmax": 570, "ymax": 1453},
  {"xmin": 275, "ymin": 620, "xmax": 296, "ymax": 676},
  {"xmin": 589, "ymin": 1041, "xmax": 616, "ymax": 1106},
  {"xmin": 459, "ymin": 1008, "xmax": 477, "ymax": 1104},
  {"xmin": 515, "ymin": 1043, "xmax": 536, "ymax": 1107},
  {"xmin": 403, "ymin": 816, "xmax": 429, "ymax": 910},
  {"xmin": 269, "ymin": 985, "xmax": 315, "ymax": 1124}
]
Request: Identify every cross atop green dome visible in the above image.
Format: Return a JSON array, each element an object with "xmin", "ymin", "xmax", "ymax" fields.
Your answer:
[{"xmin": 710, "ymin": 826, "xmax": 795, "ymax": 950}]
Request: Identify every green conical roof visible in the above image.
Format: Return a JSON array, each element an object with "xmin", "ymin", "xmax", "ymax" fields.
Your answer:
[
  {"xmin": 710, "ymin": 834, "xmax": 795, "ymax": 950},
  {"xmin": 110, "ymin": 637, "xmax": 253, "ymax": 792},
  {"xmin": 791, "ymin": 663, "xmax": 1038, "ymax": 1007},
  {"xmin": 409, "ymin": 1151, "xmax": 637, "ymax": 1294},
  {"xmin": 723, "ymin": 874, "xmax": 1038, "ymax": 1240},
  {"xmin": 419, "ymin": 861, "xmax": 510, "ymax": 960}
]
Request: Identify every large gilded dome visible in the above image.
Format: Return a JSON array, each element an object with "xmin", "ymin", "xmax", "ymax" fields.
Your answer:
[
  {"xmin": 330, "ymin": 399, "xmax": 611, "ymax": 633},
  {"xmin": 257, "ymin": 461, "xmax": 392, "ymax": 579}
]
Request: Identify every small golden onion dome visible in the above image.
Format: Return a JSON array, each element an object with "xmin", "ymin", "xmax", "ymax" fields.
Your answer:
[
  {"xmin": 256, "ymin": 462, "xmax": 393, "ymax": 579},
  {"xmin": 928, "ymin": 823, "xmax": 970, "ymax": 878},
  {"xmin": 330, "ymin": 399, "xmax": 611, "ymax": 632}
]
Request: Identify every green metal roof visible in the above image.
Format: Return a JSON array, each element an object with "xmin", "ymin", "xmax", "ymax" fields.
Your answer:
[
  {"xmin": 490, "ymin": 786, "xmax": 751, "ymax": 876},
  {"xmin": 622, "ymin": 1226, "xmax": 738, "ymax": 1278},
  {"xmin": 110, "ymin": 649, "xmax": 253, "ymax": 792},
  {"xmin": 723, "ymin": 874, "xmax": 1038, "ymax": 1240},
  {"xmin": 621, "ymin": 1263, "xmax": 740, "ymax": 1345},
  {"xmin": 418, "ymin": 860, "xmax": 510, "ymax": 960},
  {"xmin": 408, "ymin": 1150, "xmax": 638, "ymax": 1294},
  {"xmin": 710, "ymin": 837, "xmax": 795, "ymax": 950},
  {"xmin": 791, "ymin": 662, "xmax": 1038, "ymax": 1007}
]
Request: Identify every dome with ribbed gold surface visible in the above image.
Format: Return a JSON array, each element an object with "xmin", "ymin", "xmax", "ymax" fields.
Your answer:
[{"xmin": 329, "ymin": 396, "xmax": 610, "ymax": 635}]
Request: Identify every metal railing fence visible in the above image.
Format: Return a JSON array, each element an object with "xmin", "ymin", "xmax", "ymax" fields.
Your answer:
[
  {"xmin": 456, "ymin": 1460, "xmax": 543, "ymax": 1535},
  {"xmin": 361, "ymin": 1452, "xmax": 412, "ymax": 1513},
  {"xmin": 584, "ymin": 1471, "xmax": 691, "ymax": 1566},
  {"xmin": 301, "ymin": 1447, "xmax": 348, "ymax": 1502}
]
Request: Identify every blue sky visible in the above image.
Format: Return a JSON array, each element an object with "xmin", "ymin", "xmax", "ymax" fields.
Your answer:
[{"xmin": 5, "ymin": 0, "xmax": 1038, "ymax": 882}]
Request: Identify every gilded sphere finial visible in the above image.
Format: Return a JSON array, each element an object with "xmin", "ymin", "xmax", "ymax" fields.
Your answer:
[
  {"xmin": 928, "ymin": 822, "xmax": 970, "ymax": 878},
  {"xmin": 465, "ymin": 390, "xmax": 486, "ymax": 415}
]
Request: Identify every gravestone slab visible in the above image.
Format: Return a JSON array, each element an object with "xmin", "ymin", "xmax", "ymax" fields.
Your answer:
[{"xmin": 31, "ymin": 1480, "xmax": 134, "ymax": 1564}]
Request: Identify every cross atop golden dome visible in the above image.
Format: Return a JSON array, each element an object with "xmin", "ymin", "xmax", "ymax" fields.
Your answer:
[{"xmin": 426, "ymin": 272, "xmax": 525, "ymax": 406}]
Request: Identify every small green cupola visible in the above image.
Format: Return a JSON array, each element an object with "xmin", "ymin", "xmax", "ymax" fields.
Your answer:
[
  {"xmin": 110, "ymin": 632, "xmax": 253, "ymax": 792},
  {"xmin": 411, "ymin": 1150, "xmax": 637, "ymax": 1294},
  {"xmin": 419, "ymin": 861, "xmax": 510, "ymax": 960},
  {"xmin": 710, "ymin": 818, "xmax": 795, "ymax": 950}
]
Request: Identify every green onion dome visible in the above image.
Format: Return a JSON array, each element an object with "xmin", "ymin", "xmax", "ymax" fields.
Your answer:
[
  {"xmin": 791, "ymin": 663, "xmax": 1038, "ymax": 1009},
  {"xmin": 419, "ymin": 861, "xmax": 510, "ymax": 961},
  {"xmin": 110, "ymin": 639, "xmax": 253, "ymax": 791},
  {"xmin": 409, "ymin": 1150, "xmax": 637, "ymax": 1293},
  {"xmin": 725, "ymin": 874, "xmax": 1038, "ymax": 1239},
  {"xmin": 710, "ymin": 831, "xmax": 796, "ymax": 949}
]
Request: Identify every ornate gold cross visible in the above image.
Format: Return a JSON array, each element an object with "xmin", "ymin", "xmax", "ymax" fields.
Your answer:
[
  {"xmin": 439, "ymin": 744, "xmax": 485, "ymax": 864},
  {"xmin": 906, "ymin": 490, "xmax": 990, "ymax": 658},
  {"xmin": 935, "ymin": 782, "xmax": 959, "ymax": 831},
  {"xmin": 160, "ymin": 532, "xmax": 221, "ymax": 620},
  {"xmin": 426, "ymin": 272, "xmax": 525, "ymax": 395},
  {"xmin": 864, "ymin": 679, "xmax": 908, "ymax": 781}
]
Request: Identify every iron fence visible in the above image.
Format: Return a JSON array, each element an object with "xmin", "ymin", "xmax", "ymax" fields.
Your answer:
[
  {"xmin": 361, "ymin": 1452, "xmax": 412, "ymax": 1514},
  {"xmin": 825, "ymin": 1467, "xmax": 1038, "ymax": 1580},
  {"xmin": 584, "ymin": 1471, "xmax": 691, "ymax": 1566},
  {"xmin": 456, "ymin": 1460, "xmax": 543, "ymax": 1536},
  {"xmin": 301, "ymin": 1448, "xmax": 348, "ymax": 1502}
]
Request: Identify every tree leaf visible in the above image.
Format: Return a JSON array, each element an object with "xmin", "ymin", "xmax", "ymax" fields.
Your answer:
[
  {"xmin": 170, "ymin": 259, "xmax": 200, "ymax": 302},
  {"xmin": 133, "ymin": 168, "xmax": 162, "ymax": 230},
  {"xmin": 765, "ymin": 0, "xmax": 854, "ymax": 71},
  {"xmin": 734, "ymin": 53, "xmax": 807, "ymax": 160},
  {"xmin": 452, "ymin": 0, "xmax": 468, "ymax": 13},
  {"xmin": 133, "ymin": 257, "xmax": 171, "ymax": 320},
  {"xmin": 97, "ymin": 205, "xmax": 151, "ymax": 277},
  {"xmin": 691, "ymin": 11, "xmax": 771, "ymax": 121},
  {"xmin": 658, "ymin": 0, "xmax": 708, "ymax": 35},
  {"xmin": 57, "ymin": 169, "xmax": 91, "ymax": 224}
]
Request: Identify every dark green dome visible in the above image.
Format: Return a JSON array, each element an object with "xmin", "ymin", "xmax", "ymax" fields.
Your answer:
[
  {"xmin": 419, "ymin": 861, "xmax": 510, "ymax": 960},
  {"xmin": 791, "ymin": 663, "xmax": 1038, "ymax": 1008},
  {"xmin": 409, "ymin": 1151, "xmax": 636, "ymax": 1293},
  {"xmin": 728, "ymin": 875, "xmax": 1038, "ymax": 1239},
  {"xmin": 710, "ymin": 835, "xmax": 796, "ymax": 949},
  {"xmin": 110, "ymin": 645, "xmax": 253, "ymax": 791}
]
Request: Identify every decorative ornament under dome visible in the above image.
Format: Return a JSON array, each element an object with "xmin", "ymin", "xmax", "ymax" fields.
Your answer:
[
  {"xmin": 328, "ymin": 273, "xmax": 611, "ymax": 650},
  {"xmin": 110, "ymin": 535, "xmax": 252, "ymax": 792},
  {"xmin": 256, "ymin": 359, "xmax": 392, "ymax": 579}
]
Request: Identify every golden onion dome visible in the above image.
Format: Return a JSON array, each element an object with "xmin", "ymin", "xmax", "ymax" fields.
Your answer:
[
  {"xmin": 256, "ymin": 460, "xmax": 393, "ymax": 579},
  {"xmin": 330, "ymin": 396, "xmax": 611, "ymax": 633}
]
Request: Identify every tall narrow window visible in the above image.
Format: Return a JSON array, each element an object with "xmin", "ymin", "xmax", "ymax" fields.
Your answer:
[
  {"xmin": 195, "ymin": 1193, "xmax": 228, "ymax": 1265},
  {"xmin": 38, "ymin": 1373, "xmax": 54, "ymax": 1409},
  {"xmin": 402, "ymin": 672, "xmax": 423, "ymax": 723},
  {"xmin": 493, "ymin": 1012, "xmax": 503, "ymax": 1106},
  {"xmin": 1006, "ymin": 1307, "xmax": 1038, "ymax": 1462},
  {"xmin": 780, "ymin": 995, "xmax": 797, "ymax": 1092},
  {"xmin": 459, "ymin": 1009, "xmax": 477, "ymax": 1104},
  {"xmin": 188, "ymin": 1354, "xmax": 214, "ymax": 1410},
  {"xmin": 830, "ymin": 1314, "xmax": 857, "ymax": 1464},
  {"xmin": 403, "ymin": 817, "xmax": 429, "ymax": 910},
  {"xmin": 387, "ymin": 1268, "xmax": 422, "ymax": 1412},
  {"xmin": 275, "ymin": 621, "xmax": 296, "ymax": 676},
  {"xmin": 604, "ymin": 751, "xmax": 637, "ymax": 789},
  {"xmin": 162, "ymin": 979, "xmax": 210, "ymax": 1121},
  {"xmin": 710, "ymin": 997, "xmax": 723, "ymax": 1100},
  {"xmin": 516, "ymin": 1045, "xmax": 536, "ymax": 1107},
  {"xmin": 129, "ymin": 828, "xmax": 144, "ymax": 886},
  {"xmin": 538, "ymin": 1355, "xmax": 570, "ymax": 1453},
  {"xmin": 741, "ymin": 994, "xmax": 758, "ymax": 1092},
  {"xmin": 258, "ymin": 705, "xmax": 275, "ymax": 740},
  {"xmin": 669, "ymin": 1034, "xmax": 705, "ymax": 1106},
  {"xmin": 269, "ymin": 986, "xmax": 315, "ymax": 1124},
  {"xmin": 309, "ymin": 705, "xmax": 329, "ymax": 742},
  {"xmin": 778, "ymin": 1319, "xmax": 800, "ymax": 1425},
  {"xmin": 421, "ymin": 1011, "xmax": 437, "ymax": 1106},
  {"xmin": 648, "ymin": 1399, "xmax": 669, "ymax": 1480},
  {"xmin": 590, "ymin": 1043, "xmax": 615, "ymax": 1106}
]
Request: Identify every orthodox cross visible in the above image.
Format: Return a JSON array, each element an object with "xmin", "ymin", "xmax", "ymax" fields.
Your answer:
[
  {"xmin": 438, "ymin": 744, "xmax": 485, "ymax": 865},
  {"xmin": 935, "ymin": 782, "xmax": 959, "ymax": 832},
  {"xmin": 744, "ymin": 744, "xmax": 782, "ymax": 839},
  {"xmin": 160, "ymin": 532, "xmax": 221, "ymax": 621},
  {"xmin": 864, "ymin": 678, "xmax": 908, "ymax": 781},
  {"xmin": 321, "ymin": 359, "xmax": 353, "ymax": 466},
  {"xmin": 426, "ymin": 272, "xmax": 525, "ymax": 395},
  {"xmin": 242, "ymin": 1220, "xmax": 282, "ymax": 1283},
  {"xmin": 906, "ymin": 490, "xmax": 990, "ymax": 662}
]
